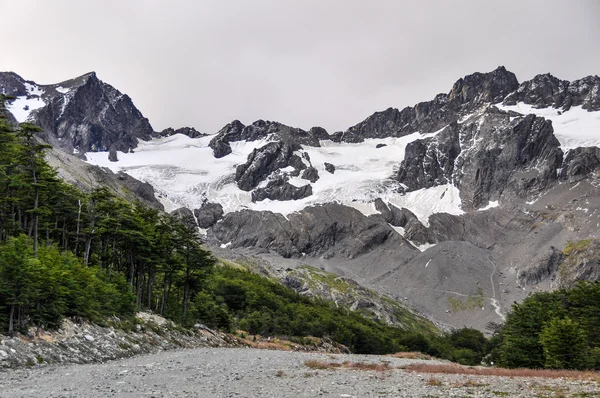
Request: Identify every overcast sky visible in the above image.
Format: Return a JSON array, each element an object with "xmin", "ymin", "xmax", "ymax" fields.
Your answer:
[{"xmin": 3, "ymin": 1, "xmax": 600, "ymax": 133}]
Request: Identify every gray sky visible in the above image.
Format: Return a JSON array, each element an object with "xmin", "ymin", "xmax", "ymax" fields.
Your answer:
[{"xmin": 3, "ymin": 0, "xmax": 600, "ymax": 134}]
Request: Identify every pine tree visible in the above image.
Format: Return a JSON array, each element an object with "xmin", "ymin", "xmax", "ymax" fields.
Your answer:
[{"xmin": 540, "ymin": 317, "xmax": 588, "ymax": 370}]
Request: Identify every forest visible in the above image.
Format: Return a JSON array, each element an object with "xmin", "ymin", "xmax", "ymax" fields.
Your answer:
[{"xmin": 0, "ymin": 96, "xmax": 598, "ymax": 369}]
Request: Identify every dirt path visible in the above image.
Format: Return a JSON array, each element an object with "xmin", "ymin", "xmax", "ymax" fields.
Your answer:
[{"xmin": 1, "ymin": 347, "xmax": 598, "ymax": 397}]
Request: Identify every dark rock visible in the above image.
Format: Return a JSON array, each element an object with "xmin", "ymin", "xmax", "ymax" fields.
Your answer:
[
  {"xmin": 209, "ymin": 120, "xmax": 244, "ymax": 158},
  {"xmin": 159, "ymin": 127, "xmax": 206, "ymax": 138},
  {"xmin": 376, "ymin": 143, "xmax": 387, "ymax": 148},
  {"xmin": 301, "ymin": 167, "xmax": 319, "ymax": 183},
  {"xmin": 324, "ymin": 162, "xmax": 335, "ymax": 174},
  {"xmin": 396, "ymin": 123, "xmax": 460, "ymax": 191},
  {"xmin": 170, "ymin": 207, "xmax": 197, "ymax": 231},
  {"xmin": 309, "ymin": 126, "xmax": 330, "ymax": 141},
  {"xmin": 403, "ymin": 220, "xmax": 433, "ymax": 245},
  {"xmin": 373, "ymin": 199, "xmax": 393, "ymax": 223},
  {"xmin": 209, "ymin": 119, "xmax": 320, "ymax": 160},
  {"xmin": 235, "ymin": 141, "xmax": 300, "ymax": 191},
  {"xmin": 116, "ymin": 172, "xmax": 164, "ymax": 210},
  {"xmin": 209, "ymin": 203, "xmax": 414, "ymax": 259},
  {"xmin": 340, "ymin": 66, "xmax": 519, "ymax": 142},
  {"xmin": 560, "ymin": 147, "xmax": 600, "ymax": 182},
  {"xmin": 0, "ymin": 72, "xmax": 29, "ymax": 96},
  {"xmin": 108, "ymin": 148, "xmax": 118, "ymax": 162},
  {"xmin": 3, "ymin": 72, "xmax": 155, "ymax": 155},
  {"xmin": 388, "ymin": 205, "xmax": 420, "ymax": 228},
  {"xmin": 251, "ymin": 175, "xmax": 313, "ymax": 202},
  {"xmin": 194, "ymin": 202, "xmax": 224, "ymax": 229},
  {"xmin": 396, "ymin": 108, "xmax": 563, "ymax": 209},
  {"xmin": 504, "ymin": 74, "xmax": 600, "ymax": 111}
]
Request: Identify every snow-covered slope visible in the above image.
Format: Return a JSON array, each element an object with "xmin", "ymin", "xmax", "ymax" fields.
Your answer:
[{"xmin": 86, "ymin": 131, "xmax": 465, "ymax": 224}]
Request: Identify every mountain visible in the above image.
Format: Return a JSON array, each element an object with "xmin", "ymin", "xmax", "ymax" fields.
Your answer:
[{"xmin": 3, "ymin": 67, "xmax": 600, "ymax": 331}]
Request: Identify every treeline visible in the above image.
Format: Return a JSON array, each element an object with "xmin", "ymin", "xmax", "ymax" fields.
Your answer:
[
  {"xmin": 0, "ymin": 98, "xmax": 214, "ymax": 334},
  {"xmin": 489, "ymin": 281, "xmax": 600, "ymax": 370}
]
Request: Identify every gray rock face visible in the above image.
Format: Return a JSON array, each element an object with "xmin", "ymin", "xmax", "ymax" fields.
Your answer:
[
  {"xmin": 301, "ymin": 166, "xmax": 319, "ymax": 182},
  {"xmin": 560, "ymin": 147, "xmax": 600, "ymax": 182},
  {"xmin": 504, "ymin": 73, "xmax": 600, "ymax": 111},
  {"xmin": 209, "ymin": 203, "xmax": 413, "ymax": 259},
  {"xmin": 251, "ymin": 175, "xmax": 312, "ymax": 202},
  {"xmin": 324, "ymin": 162, "xmax": 335, "ymax": 174},
  {"xmin": 159, "ymin": 127, "xmax": 205, "ymax": 138},
  {"xmin": 194, "ymin": 202, "xmax": 224, "ymax": 229},
  {"xmin": 209, "ymin": 120, "xmax": 245, "ymax": 158},
  {"xmin": 0, "ymin": 72, "xmax": 154, "ymax": 155},
  {"xmin": 116, "ymin": 172, "xmax": 164, "ymax": 210},
  {"xmin": 341, "ymin": 66, "xmax": 519, "ymax": 142},
  {"xmin": 0, "ymin": 72, "xmax": 29, "ymax": 96},
  {"xmin": 396, "ymin": 108, "xmax": 563, "ymax": 209},
  {"xmin": 209, "ymin": 119, "xmax": 323, "ymax": 159},
  {"xmin": 235, "ymin": 141, "xmax": 301, "ymax": 191},
  {"xmin": 170, "ymin": 207, "xmax": 197, "ymax": 231}
]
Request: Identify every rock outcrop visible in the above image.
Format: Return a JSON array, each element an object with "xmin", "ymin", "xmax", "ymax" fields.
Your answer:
[
  {"xmin": 251, "ymin": 175, "xmax": 313, "ymax": 202},
  {"xmin": 504, "ymin": 73, "xmax": 600, "ymax": 111},
  {"xmin": 340, "ymin": 66, "xmax": 519, "ymax": 142},
  {"xmin": 158, "ymin": 127, "xmax": 205, "ymax": 138},
  {"xmin": 235, "ymin": 141, "xmax": 303, "ymax": 191},
  {"xmin": 194, "ymin": 202, "xmax": 224, "ymax": 229},
  {"xmin": 209, "ymin": 203, "xmax": 415, "ymax": 259},
  {"xmin": 0, "ymin": 71, "xmax": 154, "ymax": 155}
]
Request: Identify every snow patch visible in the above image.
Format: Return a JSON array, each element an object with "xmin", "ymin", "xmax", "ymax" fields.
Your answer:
[
  {"xmin": 6, "ymin": 93, "xmax": 46, "ymax": 123},
  {"xmin": 220, "ymin": 242, "xmax": 232, "ymax": 249},
  {"xmin": 55, "ymin": 86, "xmax": 70, "ymax": 94},
  {"xmin": 478, "ymin": 200, "xmax": 499, "ymax": 211}
]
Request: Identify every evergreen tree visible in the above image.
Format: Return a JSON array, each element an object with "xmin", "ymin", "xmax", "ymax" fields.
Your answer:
[{"xmin": 539, "ymin": 317, "xmax": 588, "ymax": 369}]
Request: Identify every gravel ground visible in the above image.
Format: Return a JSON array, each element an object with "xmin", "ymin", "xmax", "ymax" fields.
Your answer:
[{"xmin": 0, "ymin": 347, "xmax": 598, "ymax": 397}]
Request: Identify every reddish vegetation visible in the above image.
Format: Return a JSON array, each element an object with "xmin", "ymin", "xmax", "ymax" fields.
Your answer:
[
  {"xmin": 304, "ymin": 360, "xmax": 392, "ymax": 372},
  {"xmin": 388, "ymin": 352, "xmax": 434, "ymax": 360},
  {"xmin": 403, "ymin": 363, "xmax": 600, "ymax": 380}
]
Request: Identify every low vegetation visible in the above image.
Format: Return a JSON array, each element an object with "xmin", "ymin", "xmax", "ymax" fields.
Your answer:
[
  {"xmin": 304, "ymin": 359, "xmax": 392, "ymax": 372},
  {"xmin": 403, "ymin": 363, "xmax": 600, "ymax": 381}
]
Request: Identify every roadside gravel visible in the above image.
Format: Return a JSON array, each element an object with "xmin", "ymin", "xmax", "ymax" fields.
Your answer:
[{"xmin": 1, "ymin": 347, "xmax": 598, "ymax": 397}]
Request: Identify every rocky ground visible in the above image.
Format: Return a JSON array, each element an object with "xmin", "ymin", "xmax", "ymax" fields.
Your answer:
[{"xmin": 1, "ymin": 347, "xmax": 599, "ymax": 397}]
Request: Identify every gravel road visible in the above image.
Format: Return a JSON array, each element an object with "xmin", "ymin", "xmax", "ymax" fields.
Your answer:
[{"xmin": 1, "ymin": 347, "xmax": 598, "ymax": 397}]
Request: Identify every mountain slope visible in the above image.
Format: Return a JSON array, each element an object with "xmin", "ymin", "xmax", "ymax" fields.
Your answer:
[{"xmin": 5, "ymin": 66, "xmax": 600, "ymax": 331}]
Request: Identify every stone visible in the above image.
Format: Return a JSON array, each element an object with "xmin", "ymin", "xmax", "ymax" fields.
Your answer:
[
  {"xmin": 194, "ymin": 202, "xmax": 224, "ymax": 229},
  {"xmin": 301, "ymin": 167, "xmax": 319, "ymax": 183},
  {"xmin": 324, "ymin": 162, "xmax": 335, "ymax": 174}
]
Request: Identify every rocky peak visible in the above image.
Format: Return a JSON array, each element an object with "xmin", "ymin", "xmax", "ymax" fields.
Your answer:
[
  {"xmin": 0, "ymin": 72, "xmax": 30, "ymax": 97},
  {"xmin": 448, "ymin": 66, "xmax": 519, "ymax": 106},
  {"xmin": 209, "ymin": 119, "xmax": 323, "ymax": 158},
  {"xmin": 504, "ymin": 73, "xmax": 600, "ymax": 111},
  {"xmin": 0, "ymin": 71, "xmax": 154, "ymax": 156},
  {"xmin": 341, "ymin": 67, "xmax": 519, "ymax": 143},
  {"xmin": 158, "ymin": 126, "xmax": 206, "ymax": 139}
]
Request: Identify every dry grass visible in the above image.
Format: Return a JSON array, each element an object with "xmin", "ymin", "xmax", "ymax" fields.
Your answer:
[
  {"xmin": 426, "ymin": 377, "xmax": 442, "ymax": 386},
  {"xmin": 452, "ymin": 378, "xmax": 488, "ymax": 388},
  {"xmin": 304, "ymin": 360, "xmax": 392, "ymax": 372},
  {"xmin": 388, "ymin": 351, "xmax": 434, "ymax": 360},
  {"xmin": 275, "ymin": 370, "xmax": 286, "ymax": 377},
  {"xmin": 403, "ymin": 363, "xmax": 600, "ymax": 381}
]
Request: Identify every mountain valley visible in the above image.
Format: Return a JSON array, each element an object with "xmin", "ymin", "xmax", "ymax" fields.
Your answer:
[{"xmin": 2, "ymin": 66, "xmax": 600, "ymax": 333}]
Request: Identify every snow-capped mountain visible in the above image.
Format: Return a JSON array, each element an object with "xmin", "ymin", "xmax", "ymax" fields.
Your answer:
[{"xmin": 3, "ymin": 67, "xmax": 600, "ymax": 331}]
